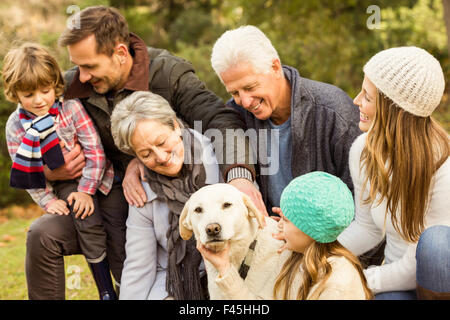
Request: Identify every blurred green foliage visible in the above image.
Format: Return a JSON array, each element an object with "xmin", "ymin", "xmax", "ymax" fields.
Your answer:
[{"xmin": 0, "ymin": 0, "xmax": 449, "ymax": 208}]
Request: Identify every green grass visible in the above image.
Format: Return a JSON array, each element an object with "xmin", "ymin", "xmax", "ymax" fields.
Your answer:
[{"xmin": 0, "ymin": 217, "xmax": 98, "ymax": 300}]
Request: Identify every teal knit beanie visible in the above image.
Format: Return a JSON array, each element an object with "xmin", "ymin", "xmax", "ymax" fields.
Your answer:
[{"xmin": 280, "ymin": 171, "xmax": 354, "ymax": 243}]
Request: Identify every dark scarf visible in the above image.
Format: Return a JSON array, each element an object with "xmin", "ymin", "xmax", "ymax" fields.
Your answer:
[
  {"xmin": 10, "ymin": 101, "xmax": 65, "ymax": 189},
  {"xmin": 145, "ymin": 128, "xmax": 207, "ymax": 300}
]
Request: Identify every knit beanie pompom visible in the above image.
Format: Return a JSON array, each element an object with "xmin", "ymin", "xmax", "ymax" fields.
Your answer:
[
  {"xmin": 363, "ymin": 46, "xmax": 445, "ymax": 117},
  {"xmin": 280, "ymin": 172, "xmax": 354, "ymax": 244}
]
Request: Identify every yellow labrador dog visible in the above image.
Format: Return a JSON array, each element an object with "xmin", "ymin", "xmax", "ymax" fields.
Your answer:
[{"xmin": 179, "ymin": 183, "xmax": 290, "ymax": 299}]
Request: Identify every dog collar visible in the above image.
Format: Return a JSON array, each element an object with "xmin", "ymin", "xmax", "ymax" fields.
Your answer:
[{"xmin": 238, "ymin": 239, "xmax": 257, "ymax": 280}]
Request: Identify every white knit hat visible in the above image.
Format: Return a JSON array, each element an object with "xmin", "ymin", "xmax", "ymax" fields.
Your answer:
[{"xmin": 363, "ymin": 46, "xmax": 445, "ymax": 117}]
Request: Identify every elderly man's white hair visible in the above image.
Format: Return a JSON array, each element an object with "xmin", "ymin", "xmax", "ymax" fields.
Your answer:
[
  {"xmin": 110, "ymin": 91, "xmax": 183, "ymax": 156},
  {"xmin": 211, "ymin": 25, "xmax": 280, "ymax": 82}
]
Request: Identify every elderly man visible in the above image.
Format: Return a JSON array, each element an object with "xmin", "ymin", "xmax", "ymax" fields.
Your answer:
[
  {"xmin": 211, "ymin": 25, "xmax": 362, "ymax": 214},
  {"xmin": 26, "ymin": 6, "xmax": 258, "ymax": 300}
]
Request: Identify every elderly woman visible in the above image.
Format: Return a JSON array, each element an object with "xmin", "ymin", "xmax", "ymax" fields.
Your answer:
[{"xmin": 110, "ymin": 91, "xmax": 222, "ymax": 300}]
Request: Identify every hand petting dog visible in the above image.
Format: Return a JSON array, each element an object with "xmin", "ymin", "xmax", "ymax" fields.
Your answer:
[{"xmin": 196, "ymin": 239, "xmax": 231, "ymax": 277}]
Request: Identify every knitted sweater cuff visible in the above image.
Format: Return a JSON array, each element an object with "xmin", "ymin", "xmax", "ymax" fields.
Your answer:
[
  {"xmin": 215, "ymin": 266, "xmax": 253, "ymax": 299},
  {"xmin": 226, "ymin": 166, "xmax": 254, "ymax": 183}
]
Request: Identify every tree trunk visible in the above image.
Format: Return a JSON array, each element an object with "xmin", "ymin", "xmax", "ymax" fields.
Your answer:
[{"xmin": 443, "ymin": 0, "xmax": 450, "ymax": 58}]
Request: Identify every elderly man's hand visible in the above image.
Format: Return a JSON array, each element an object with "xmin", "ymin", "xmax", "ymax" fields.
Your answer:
[
  {"xmin": 228, "ymin": 178, "xmax": 268, "ymax": 217},
  {"xmin": 123, "ymin": 158, "xmax": 147, "ymax": 207},
  {"xmin": 44, "ymin": 142, "xmax": 85, "ymax": 181}
]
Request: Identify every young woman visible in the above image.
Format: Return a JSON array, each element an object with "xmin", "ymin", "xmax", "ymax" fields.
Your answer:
[{"xmin": 338, "ymin": 46, "xmax": 450, "ymax": 299}]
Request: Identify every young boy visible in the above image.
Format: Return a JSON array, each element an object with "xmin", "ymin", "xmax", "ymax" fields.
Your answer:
[{"xmin": 2, "ymin": 42, "xmax": 117, "ymax": 300}]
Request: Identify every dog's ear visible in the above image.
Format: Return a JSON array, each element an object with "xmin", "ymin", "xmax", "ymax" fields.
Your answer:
[
  {"xmin": 179, "ymin": 199, "xmax": 193, "ymax": 240},
  {"xmin": 242, "ymin": 193, "xmax": 266, "ymax": 229}
]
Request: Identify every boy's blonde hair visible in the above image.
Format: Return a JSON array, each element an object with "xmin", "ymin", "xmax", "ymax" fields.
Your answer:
[{"xmin": 2, "ymin": 42, "xmax": 64, "ymax": 103}]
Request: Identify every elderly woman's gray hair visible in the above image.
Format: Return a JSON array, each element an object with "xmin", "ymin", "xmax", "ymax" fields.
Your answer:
[
  {"xmin": 211, "ymin": 25, "xmax": 280, "ymax": 82},
  {"xmin": 110, "ymin": 91, "xmax": 183, "ymax": 156}
]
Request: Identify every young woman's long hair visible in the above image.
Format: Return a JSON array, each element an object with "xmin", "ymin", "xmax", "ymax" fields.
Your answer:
[
  {"xmin": 273, "ymin": 241, "xmax": 373, "ymax": 300},
  {"xmin": 361, "ymin": 92, "xmax": 450, "ymax": 242}
]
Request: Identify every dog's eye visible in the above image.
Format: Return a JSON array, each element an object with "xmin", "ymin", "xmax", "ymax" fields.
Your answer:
[
  {"xmin": 222, "ymin": 202, "xmax": 232, "ymax": 209},
  {"xmin": 194, "ymin": 207, "xmax": 203, "ymax": 214}
]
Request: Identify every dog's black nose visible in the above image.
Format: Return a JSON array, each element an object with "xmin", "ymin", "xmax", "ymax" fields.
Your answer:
[{"xmin": 206, "ymin": 223, "xmax": 221, "ymax": 236}]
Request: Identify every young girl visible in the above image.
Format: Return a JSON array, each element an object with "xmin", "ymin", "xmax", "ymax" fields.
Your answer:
[
  {"xmin": 337, "ymin": 46, "xmax": 450, "ymax": 299},
  {"xmin": 3, "ymin": 43, "xmax": 117, "ymax": 300},
  {"xmin": 198, "ymin": 171, "xmax": 373, "ymax": 300},
  {"xmin": 273, "ymin": 171, "xmax": 372, "ymax": 300}
]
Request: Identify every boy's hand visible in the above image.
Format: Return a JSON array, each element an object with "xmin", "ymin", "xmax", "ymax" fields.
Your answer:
[
  {"xmin": 47, "ymin": 199, "xmax": 70, "ymax": 215},
  {"xmin": 67, "ymin": 192, "xmax": 94, "ymax": 219}
]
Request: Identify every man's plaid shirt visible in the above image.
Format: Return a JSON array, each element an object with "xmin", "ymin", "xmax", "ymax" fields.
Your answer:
[{"xmin": 6, "ymin": 98, "xmax": 114, "ymax": 210}]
